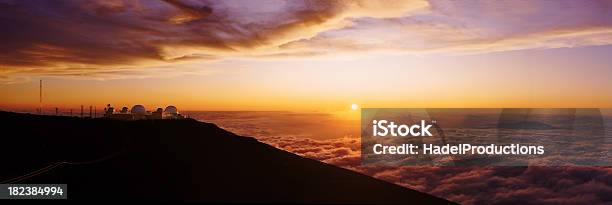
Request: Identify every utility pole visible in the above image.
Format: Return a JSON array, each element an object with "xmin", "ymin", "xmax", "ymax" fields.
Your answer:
[
  {"xmin": 39, "ymin": 79, "xmax": 42, "ymax": 115},
  {"xmin": 81, "ymin": 105, "xmax": 84, "ymax": 118},
  {"xmin": 89, "ymin": 106, "xmax": 92, "ymax": 118}
]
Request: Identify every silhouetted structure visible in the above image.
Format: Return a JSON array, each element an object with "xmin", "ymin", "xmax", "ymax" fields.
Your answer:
[
  {"xmin": 104, "ymin": 104, "xmax": 132, "ymax": 120},
  {"xmin": 39, "ymin": 79, "xmax": 42, "ymax": 115},
  {"xmin": 163, "ymin": 105, "xmax": 183, "ymax": 119},
  {"xmin": 104, "ymin": 104, "xmax": 184, "ymax": 120},
  {"xmin": 151, "ymin": 108, "xmax": 163, "ymax": 120},
  {"xmin": 131, "ymin": 105, "xmax": 146, "ymax": 120}
]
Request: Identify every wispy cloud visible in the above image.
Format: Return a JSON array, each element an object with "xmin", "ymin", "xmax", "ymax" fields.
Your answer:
[{"xmin": 1, "ymin": 0, "xmax": 611, "ymax": 83}]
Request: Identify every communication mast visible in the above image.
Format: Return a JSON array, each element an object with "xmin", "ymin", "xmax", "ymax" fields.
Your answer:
[{"xmin": 39, "ymin": 79, "xmax": 42, "ymax": 114}]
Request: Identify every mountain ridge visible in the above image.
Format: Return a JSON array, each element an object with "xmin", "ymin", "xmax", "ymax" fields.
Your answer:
[{"xmin": 0, "ymin": 111, "xmax": 453, "ymax": 204}]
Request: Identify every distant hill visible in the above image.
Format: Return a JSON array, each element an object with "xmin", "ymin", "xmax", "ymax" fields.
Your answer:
[
  {"xmin": 497, "ymin": 120, "xmax": 555, "ymax": 130},
  {"xmin": 0, "ymin": 111, "xmax": 453, "ymax": 204}
]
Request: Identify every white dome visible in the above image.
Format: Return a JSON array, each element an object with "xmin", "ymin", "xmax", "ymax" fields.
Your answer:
[
  {"xmin": 131, "ymin": 105, "xmax": 146, "ymax": 114},
  {"xmin": 164, "ymin": 106, "xmax": 178, "ymax": 114}
]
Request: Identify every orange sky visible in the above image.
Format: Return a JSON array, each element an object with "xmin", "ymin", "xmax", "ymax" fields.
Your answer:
[{"xmin": 2, "ymin": 46, "xmax": 612, "ymax": 115}]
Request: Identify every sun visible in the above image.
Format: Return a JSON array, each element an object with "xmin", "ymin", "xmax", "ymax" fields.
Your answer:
[{"xmin": 351, "ymin": 103, "xmax": 359, "ymax": 110}]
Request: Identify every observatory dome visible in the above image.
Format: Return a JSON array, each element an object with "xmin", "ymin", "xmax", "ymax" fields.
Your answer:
[
  {"xmin": 164, "ymin": 106, "xmax": 178, "ymax": 114},
  {"xmin": 131, "ymin": 105, "xmax": 146, "ymax": 114}
]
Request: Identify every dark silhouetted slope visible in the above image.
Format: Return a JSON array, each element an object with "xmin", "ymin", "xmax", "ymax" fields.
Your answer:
[{"xmin": 0, "ymin": 111, "xmax": 453, "ymax": 204}]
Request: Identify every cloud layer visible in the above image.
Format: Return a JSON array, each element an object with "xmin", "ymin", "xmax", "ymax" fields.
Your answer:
[
  {"xmin": 192, "ymin": 111, "xmax": 612, "ymax": 204},
  {"xmin": 2, "ymin": 0, "xmax": 612, "ymax": 83},
  {"xmin": 259, "ymin": 135, "xmax": 612, "ymax": 205}
]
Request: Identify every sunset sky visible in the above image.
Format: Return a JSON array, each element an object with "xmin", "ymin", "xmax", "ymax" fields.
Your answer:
[{"xmin": 2, "ymin": 0, "xmax": 612, "ymax": 113}]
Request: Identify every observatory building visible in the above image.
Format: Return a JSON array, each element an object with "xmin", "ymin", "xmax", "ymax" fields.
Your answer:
[
  {"xmin": 104, "ymin": 104, "xmax": 185, "ymax": 120},
  {"xmin": 163, "ymin": 106, "xmax": 180, "ymax": 119},
  {"xmin": 131, "ymin": 105, "xmax": 147, "ymax": 120}
]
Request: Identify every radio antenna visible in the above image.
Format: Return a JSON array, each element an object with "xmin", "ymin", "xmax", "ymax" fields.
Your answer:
[{"xmin": 39, "ymin": 79, "xmax": 42, "ymax": 114}]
